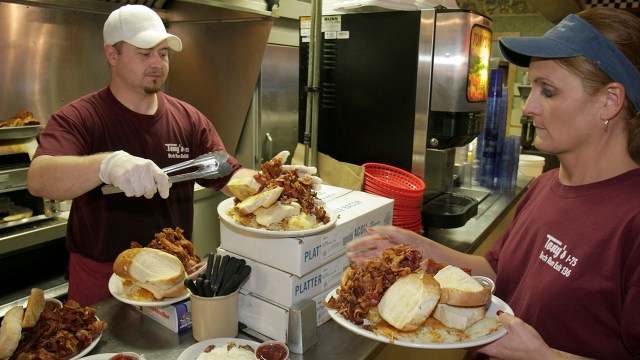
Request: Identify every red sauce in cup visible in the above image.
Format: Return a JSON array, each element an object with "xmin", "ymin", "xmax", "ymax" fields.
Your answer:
[
  {"xmin": 108, "ymin": 355, "xmax": 138, "ymax": 360},
  {"xmin": 255, "ymin": 343, "xmax": 288, "ymax": 360}
]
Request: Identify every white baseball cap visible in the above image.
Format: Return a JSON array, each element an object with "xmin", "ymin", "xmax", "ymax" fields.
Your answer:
[{"xmin": 103, "ymin": 4, "xmax": 182, "ymax": 52}]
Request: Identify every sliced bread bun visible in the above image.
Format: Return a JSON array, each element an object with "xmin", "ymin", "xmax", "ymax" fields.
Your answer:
[
  {"xmin": 113, "ymin": 248, "xmax": 187, "ymax": 300},
  {"xmin": 235, "ymin": 187, "xmax": 284, "ymax": 215},
  {"xmin": 0, "ymin": 306, "xmax": 24, "ymax": 360},
  {"xmin": 465, "ymin": 316, "xmax": 503, "ymax": 339},
  {"xmin": 227, "ymin": 177, "xmax": 262, "ymax": 201},
  {"xmin": 21, "ymin": 288, "xmax": 45, "ymax": 328},
  {"xmin": 378, "ymin": 270, "xmax": 441, "ymax": 331},
  {"xmin": 254, "ymin": 201, "xmax": 302, "ymax": 227},
  {"xmin": 432, "ymin": 303, "xmax": 486, "ymax": 330},
  {"xmin": 434, "ymin": 265, "xmax": 491, "ymax": 307}
]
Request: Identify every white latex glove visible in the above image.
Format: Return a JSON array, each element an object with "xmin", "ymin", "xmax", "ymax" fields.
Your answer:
[
  {"xmin": 273, "ymin": 150, "xmax": 322, "ymax": 189},
  {"xmin": 99, "ymin": 150, "xmax": 170, "ymax": 199}
]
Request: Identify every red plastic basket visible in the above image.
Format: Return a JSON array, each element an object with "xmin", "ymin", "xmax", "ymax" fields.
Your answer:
[
  {"xmin": 363, "ymin": 163, "xmax": 425, "ymax": 195},
  {"xmin": 362, "ymin": 163, "xmax": 425, "ymax": 235}
]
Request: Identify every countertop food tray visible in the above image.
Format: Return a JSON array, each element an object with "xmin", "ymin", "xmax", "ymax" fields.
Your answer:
[
  {"xmin": 0, "ymin": 126, "xmax": 41, "ymax": 140},
  {"xmin": 422, "ymin": 192, "xmax": 479, "ymax": 229}
]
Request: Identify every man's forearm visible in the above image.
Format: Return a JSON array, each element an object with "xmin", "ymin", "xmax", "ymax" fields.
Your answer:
[{"xmin": 27, "ymin": 154, "xmax": 110, "ymax": 200}]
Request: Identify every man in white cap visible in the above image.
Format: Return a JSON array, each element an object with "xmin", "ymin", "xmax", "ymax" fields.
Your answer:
[{"xmin": 27, "ymin": 5, "xmax": 257, "ymax": 306}]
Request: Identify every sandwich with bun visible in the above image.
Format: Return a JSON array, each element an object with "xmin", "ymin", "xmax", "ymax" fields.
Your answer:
[
  {"xmin": 432, "ymin": 265, "xmax": 492, "ymax": 330},
  {"xmin": 377, "ymin": 270, "xmax": 441, "ymax": 331},
  {"xmin": 326, "ymin": 244, "xmax": 503, "ymax": 343},
  {"xmin": 377, "ymin": 265, "xmax": 492, "ymax": 333},
  {"xmin": 113, "ymin": 247, "xmax": 187, "ymax": 300},
  {"xmin": 225, "ymin": 154, "xmax": 329, "ymax": 230}
]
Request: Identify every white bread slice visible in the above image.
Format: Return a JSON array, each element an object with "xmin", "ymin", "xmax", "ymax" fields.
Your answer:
[
  {"xmin": 378, "ymin": 271, "xmax": 441, "ymax": 331},
  {"xmin": 235, "ymin": 187, "xmax": 284, "ymax": 215},
  {"xmin": 432, "ymin": 303, "xmax": 486, "ymax": 330},
  {"xmin": 22, "ymin": 288, "xmax": 45, "ymax": 328},
  {"xmin": 127, "ymin": 278, "xmax": 187, "ymax": 299},
  {"xmin": 0, "ymin": 306, "xmax": 24, "ymax": 359},
  {"xmin": 113, "ymin": 248, "xmax": 187, "ymax": 300},
  {"xmin": 227, "ymin": 177, "xmax": 262, "ymax": 201},
  {"xmin": 254, "ymin": 202, "xmax": 301, "ymax": 227},
  {"xmin": 434, "ymin": 265, "xmax": 491, "ymax": 307},
  {"xmin": 465, "ymin": 316, "xmax": 503, "ymax": 339}
]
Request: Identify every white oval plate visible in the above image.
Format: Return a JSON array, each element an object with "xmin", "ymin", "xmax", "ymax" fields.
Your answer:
[
  {"xmin": 108, "ymin": 274, "xmax": 189, "ymax": 307},
  {"xmin": 325, "ymin": 287, "xmax": 513, "ymax": 349},
  {"xmin": 177, "ymin": 337, "xmax": 260, "ymax": 360},
  {"xmin": 217, "ymin": 197, "xmax": 337, "ymax": 237}
]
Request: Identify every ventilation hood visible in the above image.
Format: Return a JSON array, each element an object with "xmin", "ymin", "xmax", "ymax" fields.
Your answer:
[
  {"xmin": 3, "ymin": 0, "xmax": 279, "ymax": 16},
  {"xmin": 0, "ymin": 0, "xmax": 277, "ymax": 156}
]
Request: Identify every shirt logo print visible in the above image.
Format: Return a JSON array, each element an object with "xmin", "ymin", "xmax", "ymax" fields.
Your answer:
[
  {"xmin": 539, "ymin": 234, "xmax": 578, "ymax": 278},
  {"xmin": 165, "ymin": 143, "xmax": 190, "ymax": 159}
]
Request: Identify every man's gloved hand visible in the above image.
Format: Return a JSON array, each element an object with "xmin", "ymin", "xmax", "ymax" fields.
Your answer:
[
  {"xmin": 99, "ymin": 150, "xmax": 170, "ymax": 199},
  {"xmin": 273, "ymin": 150, "xmax": 322, "ymax": 189}
]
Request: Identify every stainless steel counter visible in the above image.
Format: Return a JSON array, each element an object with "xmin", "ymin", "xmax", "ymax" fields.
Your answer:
[
  {"xmin": 87, "ymin": 297, "xmax": 384, "ymax": 360},
  {"xmin": 426, "ymin": 178, "xmax": 532, "ymax": 254},
  {"xmin": 1, "ymin": 181, "xmax": 530, "ymax": 359}
]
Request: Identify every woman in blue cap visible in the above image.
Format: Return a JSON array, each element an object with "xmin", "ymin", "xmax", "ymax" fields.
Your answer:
[{"xmin": 347, "ymin": 7, "xmax": 640, "ymax": 359}]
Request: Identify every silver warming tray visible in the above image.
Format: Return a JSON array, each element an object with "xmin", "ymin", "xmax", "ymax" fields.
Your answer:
[
  {"xmin": 0, "ymin": 125, "xmax": 42, "ymax": 140},
  {"xmin": 0, "ymin": 189, "xmax": 61, "ymax": 230},
  {"xmin": 0, "ymin": 154, "xmax": 61, "ymax": 230}
]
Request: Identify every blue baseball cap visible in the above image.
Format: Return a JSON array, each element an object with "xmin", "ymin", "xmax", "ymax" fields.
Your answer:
[{"xmin": 499, "ymin": 13, "xmax": 640, "ymax": 111}]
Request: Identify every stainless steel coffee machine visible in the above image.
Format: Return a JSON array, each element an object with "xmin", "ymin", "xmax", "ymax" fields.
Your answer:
[{"xmin": 299, "ymin": 8, "xmax": 493, "ymax": 228}]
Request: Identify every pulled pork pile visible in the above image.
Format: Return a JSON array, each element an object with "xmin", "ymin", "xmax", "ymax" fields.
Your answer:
[{"xmin": 131, "ymin": 227, "xmax": 201, "ymax": 274}]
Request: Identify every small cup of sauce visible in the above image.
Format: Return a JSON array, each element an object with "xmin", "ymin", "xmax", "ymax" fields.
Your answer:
[
  {"xmin": 255, "ymin": 341, "xmax": 289, "ymax": 360},
  {"xmin": 472, "ymin": 275, "xmax": 495, "ymax": 294},
  {"xmin": 108, "ymin": 352, "xmax": 141, "ymax": 360}
]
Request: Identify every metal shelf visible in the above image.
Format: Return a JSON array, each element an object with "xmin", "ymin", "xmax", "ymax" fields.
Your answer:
[
  {"xmin": 1, "ymin": 0, "xmax": 277, "ymax": 17},
  {"xmin": 181, "ymin": 0, "xmax": 275, "ymax": 17}
]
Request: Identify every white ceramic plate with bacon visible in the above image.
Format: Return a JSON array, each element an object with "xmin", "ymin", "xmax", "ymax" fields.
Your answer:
[
  {"xmin": 325, "ymin": 287, "xmax": 513, "ymax": 349},
  {"xmin": 217, "ymin": 197, "xmax": 337, "ymax": 237}
]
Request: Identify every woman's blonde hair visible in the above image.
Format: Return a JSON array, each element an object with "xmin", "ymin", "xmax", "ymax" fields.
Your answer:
[{"xmin": 557, "ymin": 8, "xmax": 640, "ymax": 164}]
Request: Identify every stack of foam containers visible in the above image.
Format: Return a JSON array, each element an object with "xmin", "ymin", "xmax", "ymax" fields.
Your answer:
[{"xmin": 217, "ymin": 184, "xmax": 394, "ymax": 348}]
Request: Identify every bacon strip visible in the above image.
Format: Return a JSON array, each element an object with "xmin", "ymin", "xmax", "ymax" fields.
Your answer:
[
  {"xmin": 325, "ymin": 244, "xmax": 432, "ymax": 325},
  {"xmin": 252, "ymin": 157, "xmax": 329, "ymax": 224}
]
